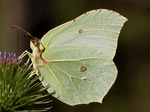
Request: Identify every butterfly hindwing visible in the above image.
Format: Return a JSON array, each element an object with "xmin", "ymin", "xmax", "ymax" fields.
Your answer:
[{"xmin": 38, "ymin": 46, "xmax": 117, "ymax": 105}]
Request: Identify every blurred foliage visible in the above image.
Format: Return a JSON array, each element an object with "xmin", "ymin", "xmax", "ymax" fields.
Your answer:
[{"xmin": 0, "ymin": 0, "xmax": 150, "ymax": 112}]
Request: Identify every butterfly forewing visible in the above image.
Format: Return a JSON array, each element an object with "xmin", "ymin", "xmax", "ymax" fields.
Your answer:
[{"xmin": 41, "ymin": 9, "xmax": 127, "ymax": 59}]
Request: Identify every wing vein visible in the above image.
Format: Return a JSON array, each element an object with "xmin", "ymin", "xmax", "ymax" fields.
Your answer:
[
  {"xmin": 52, "ymin": 64, "xmax": 96, "ymax": 101},
  {"xmin": 47, "ymin": 65, "xmax": 63, "ymax": 88},
  {"xmin": 51, "ymin": 28, "xmax": 120, "ymax": 45},
  {"xmin": 52, "ymin": 64, "xmax": 81, "ymax": 103}
]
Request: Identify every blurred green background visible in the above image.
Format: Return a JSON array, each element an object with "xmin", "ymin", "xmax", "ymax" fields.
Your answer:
[{"xmin": 0, "ymin": 0, "xmax": 150, "ymax": 112}]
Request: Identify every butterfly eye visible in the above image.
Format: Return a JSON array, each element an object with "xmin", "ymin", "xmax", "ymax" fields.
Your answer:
[
  {"xmin": 34, "ymin": 41, "xmax": 38, "ymax": 46},
  {"xmin": 31, "ymin": 37, "xmax": 39, "ymax": 47}
]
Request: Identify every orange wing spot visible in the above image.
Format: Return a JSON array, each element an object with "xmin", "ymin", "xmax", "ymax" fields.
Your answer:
[
  {"xmin": 80, "ymin": 66, "xmax": 87, "ymax": 72},
  {"xmin": 79, "ymin": 29, "xmax": 83, "ymax": 33}
]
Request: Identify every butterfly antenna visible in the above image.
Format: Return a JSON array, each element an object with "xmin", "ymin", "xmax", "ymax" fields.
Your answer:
[
  {"xmin": 11, "ymin": 25, "xmax": 34, "ymax": 39},
  {"xmin": 11, "ymin": 25, "xmax": 35, "ymax": 56}
]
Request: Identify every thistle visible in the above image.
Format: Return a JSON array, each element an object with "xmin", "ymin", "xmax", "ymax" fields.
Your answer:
[{"xmin": 0, "ymin": 52, "xmax": 52, "ymax": 112}]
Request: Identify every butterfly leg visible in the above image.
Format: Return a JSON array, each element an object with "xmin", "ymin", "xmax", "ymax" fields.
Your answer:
[
  {"xmin": 19, "ymin": 50, "xmax": 33, "ymax": 59},
  {"xmin": 19, "ymin": 50, "xmax": 34, "ymax": 65}
]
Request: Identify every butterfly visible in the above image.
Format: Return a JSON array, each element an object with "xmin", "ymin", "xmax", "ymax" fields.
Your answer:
[{"xmin": 19, "ymin": 9, "xmax": 127, "ymax": 105}]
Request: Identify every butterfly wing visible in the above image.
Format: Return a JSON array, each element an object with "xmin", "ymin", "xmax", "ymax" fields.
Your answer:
[
  {"xmin": 41, "ymin": 9, "xmax": 127, "ymax": 59},
  {"xmin": 38, "ymin": 46, "xmax": 117, "ymax": 105},
  {"xmin": 34, "ymin": 9, "xmax": 127, "ymax": 105}
]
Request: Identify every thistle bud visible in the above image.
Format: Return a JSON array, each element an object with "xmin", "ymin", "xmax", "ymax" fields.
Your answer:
[{"xmin": 0, "ymin": 52, "xmax": 51, "ymax": 111}]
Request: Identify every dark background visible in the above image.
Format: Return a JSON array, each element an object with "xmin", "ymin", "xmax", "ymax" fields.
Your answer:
[{"xmin": 0, "ymin": 0, "xmax": 150, "ymax": 112}]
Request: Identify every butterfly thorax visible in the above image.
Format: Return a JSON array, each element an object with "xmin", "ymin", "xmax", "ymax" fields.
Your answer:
[{"xmin": 30, "ymin": 38, "xmax": 49, "ymax": 70}]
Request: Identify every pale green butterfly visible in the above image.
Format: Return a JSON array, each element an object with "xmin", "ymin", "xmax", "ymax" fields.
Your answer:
[{"xmin": 20, "ymin": 9, "xmax": 127, "ymax": 106}]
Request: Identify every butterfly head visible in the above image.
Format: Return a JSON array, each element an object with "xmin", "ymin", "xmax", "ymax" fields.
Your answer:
[
  {"xmin": 30, "ymin": 37, "xmax": 39, "ymax": 46},
  {"xmin": 30, "ymin": 37, "xmax": 40, "ymax": 50},
  {"xmin": 30, "ymin": 37, "xmax": 45, "ymax": 53}
]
